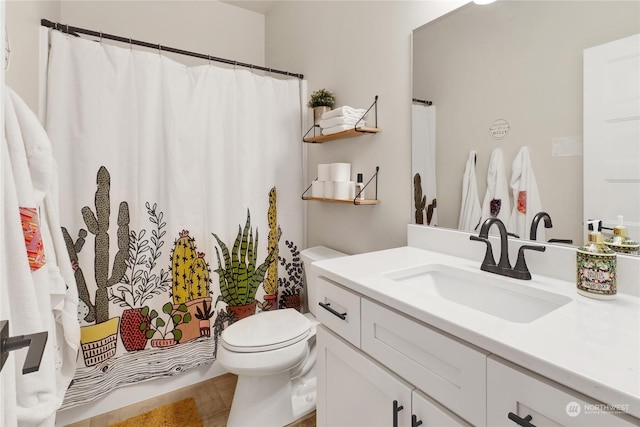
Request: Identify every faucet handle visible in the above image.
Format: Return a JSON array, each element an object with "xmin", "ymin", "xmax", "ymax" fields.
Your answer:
[
  {"xmin": 513, "ymin": 244, "xmax": 546, "ymax": 280},
  {"xmin": 470, "ymin": 235, "xmax": 497, "ymax": 270}
]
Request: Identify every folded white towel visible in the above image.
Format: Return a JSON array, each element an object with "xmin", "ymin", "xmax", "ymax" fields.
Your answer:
[
  {"xmin": 321, "ymin": 106, "xmax": 367, "ymax": 120},
  {"xmin": 508, "ymin": 146, "xmax": 543, "ymax": 240},
  {"xmin": 322, "ymin": 123, "xmax": 366, "ymax": 136},
  {"xmin": 458, "ymin": 151, "xmax": 482, "ymax": 232},
  {"xmin": 319, "ymin": 115, "xmax": 365, "ymax": 129}
]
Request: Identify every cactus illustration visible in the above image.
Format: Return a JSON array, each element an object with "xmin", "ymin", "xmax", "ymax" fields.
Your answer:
[
  {"xmin": 61, "ymin": 227, "xmax": 93, "ymax": 322},
  {"xmin": 414, "ymin": 173, "xmax": 426, "ymax": 225},
  {"xmin": 264, "ymin": 187, "xmax": 280, "ymax": 297},
  {"xmin": 74, "ymin": 166, "xmax": 130, "ymax": 325},
  {"xmin": 189, "ymin": 252, "xmax": 211, "ymax": 300},
  {"xmin": 170, "ymin": 230, "xmax": 198, "ymax": 304},
  {"xmin": 213, "ymin": 209, "xmax": 280, "ymax": 307}
]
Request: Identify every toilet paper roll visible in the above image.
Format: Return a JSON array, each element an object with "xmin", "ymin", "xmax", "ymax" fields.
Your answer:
[
  {"xmin": 317, "ymin": 164, "xmax": 331, "ymax": 181},
  {"xmin": 311, "ymin": 181, "xmax": 325, "ymax": 198},
  {"xmin": 330, "ymin": 163, "xmax": 351, "ymax": 182},
  {"xmin": 324, "ymin": 181, "xmax": 335, "ymax": 199},
  {"xmin": 334, "ymin": 181, "xmax": 355, "ymax": 200}
]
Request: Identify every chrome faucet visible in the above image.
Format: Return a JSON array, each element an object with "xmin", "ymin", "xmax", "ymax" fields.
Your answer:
[
  {"xmin": 530, "ymin": 211, "xmax": 552, "ymax": 240},
  {"xmin": 470, "ymin": 218, "xmax": 546, "ymax": 280}
]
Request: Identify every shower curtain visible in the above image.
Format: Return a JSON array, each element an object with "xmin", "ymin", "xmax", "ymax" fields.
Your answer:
[
  {"xmin": 44, "ymin": 30, "xmax": 304, "ymax": 408},
  {"xmin": 411, "ymin": 104, "xmax": 437, "ymax": 226}
]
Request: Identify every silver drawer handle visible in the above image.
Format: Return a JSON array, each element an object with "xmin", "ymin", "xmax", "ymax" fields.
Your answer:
[{"xmin": 319, "ymin": 302, "xmax": 347, "ymax": 320}]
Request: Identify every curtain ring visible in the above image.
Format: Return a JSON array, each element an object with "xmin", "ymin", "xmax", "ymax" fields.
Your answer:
[
  {"xmin": 99, "ymin": 31, "xmax": 103, "ymax": 44},
  {"xmin": 208, "ymin": 55, "xmax": 211, "ymax": 66},
  {"xmin": 129, "ymin": 37, "xmax": 132, "ymax": 51},
  {"xmin": 158, "ymin": 44, "xmax": 162, "ymax": 56}
]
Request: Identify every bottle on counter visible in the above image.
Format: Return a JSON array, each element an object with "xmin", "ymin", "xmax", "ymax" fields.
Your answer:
[
  {"xmin": 576, "ymin": 221, "xmax": 617, "ymax": 300},
  {"xmin": 604, "ymin": 215, "xmax": 639, "ymax": 255},
  {"xmin": 355, "ymin": 173, "xmax": 365, "ymax": 200}
]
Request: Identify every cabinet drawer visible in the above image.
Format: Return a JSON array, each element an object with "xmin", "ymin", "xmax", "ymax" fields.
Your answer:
[
  {"xmin": 487, "ymin": 356, "xmax": 639, "ymax": 427},
  {"xmin": 361, "ymin": 299, "xmax": 487, "ymax": 426},
  {"xmin": 316, "ymin": 276, "xmax": 361, "ymax": 347}
]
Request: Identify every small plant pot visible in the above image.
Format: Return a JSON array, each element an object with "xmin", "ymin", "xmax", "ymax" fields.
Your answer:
[
  {"xmin": 313, "ymin": 106, "xmax": 330, "ymax": 124},
  {"xmin": 120, "ymin": 308, "xmax": 150, "ymax": 352},
  {"xmin": 80, "ymin": 317, "xmax": 120, "ymax": 367},
  {"xmin": 263, "ymin": 294, "xmax": 277, "ymax": 311},
  {"xmin": 199, "ymin": 320, "xmax": 211, "ymax": 337},
  {"xmin": 226, "ymin": 300, "xmax": 257, "ymax": 321},
  {"xmin": 150, "ymin": 338, "xmax": 177, "ymax": 348},
  {"xmin": 174, "ymin": 297, "xmax": 212, "ymax": 343},
  {"xmin": 283, "ymin": 294, "xmax": 301, "ymax": 311}
]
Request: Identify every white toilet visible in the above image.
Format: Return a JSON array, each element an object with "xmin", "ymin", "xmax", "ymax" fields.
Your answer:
[{"xmin": 217, "ymin": 246, "xmax": 347, "ymax": 427}]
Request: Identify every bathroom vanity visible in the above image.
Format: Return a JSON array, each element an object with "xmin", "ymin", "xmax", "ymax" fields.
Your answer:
[{"xmin": 312, "ymin": 226, "xmax": 640, "ymax": 426}]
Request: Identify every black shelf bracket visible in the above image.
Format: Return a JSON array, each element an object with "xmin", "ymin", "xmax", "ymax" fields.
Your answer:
[
  {"xmin": 354, "ymin": 95, "xmax": 378, "ymax": 131},
  {"xmin": 354, "ymin": 166, "xmax": 379, "ymax": 204}
]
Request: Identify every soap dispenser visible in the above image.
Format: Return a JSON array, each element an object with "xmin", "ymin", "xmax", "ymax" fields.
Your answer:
[
  {"xmin": 604, "ymin": 215, "xmax": 639, "ymax": 255},
  {"xmin": 576, "ymin": 221, "xmax": 617, "ymax": 300}
]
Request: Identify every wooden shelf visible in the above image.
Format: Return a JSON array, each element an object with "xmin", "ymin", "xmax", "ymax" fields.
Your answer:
[
  {"xmin": 302, "ymin": 196, "xmax": 380, "ymax": 205},
  {"xmin": 303, "ymin": 127, "xmax": 381, "ymax": 143}
]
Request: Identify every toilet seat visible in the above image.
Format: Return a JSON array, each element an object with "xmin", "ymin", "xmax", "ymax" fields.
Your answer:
[{"xmin": 221, "ymin": 308, "xmax": 312, "ymax": 353}]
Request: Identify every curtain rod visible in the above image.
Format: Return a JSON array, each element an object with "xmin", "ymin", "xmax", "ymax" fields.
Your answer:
[
  {"xmin": 412, "ymin": 98, "xmax": 433, "ymax": 106},
  {"xmin": 40, "ymin": 19, "xmax": 304, "ymax": 80}
]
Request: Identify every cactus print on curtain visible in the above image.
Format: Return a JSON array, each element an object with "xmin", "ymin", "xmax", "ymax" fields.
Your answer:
[{"xmin": 45, "ymin": 30, "xmax": 304, "ymax": 408}]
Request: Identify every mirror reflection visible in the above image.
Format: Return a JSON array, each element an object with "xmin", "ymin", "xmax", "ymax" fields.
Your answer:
[{"xmin": 411, "ymin": 0, "xmax": 640, "ymax": 248}]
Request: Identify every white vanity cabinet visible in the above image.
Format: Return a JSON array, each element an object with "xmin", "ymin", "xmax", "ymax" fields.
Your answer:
[
  {"xmin": 315, "ymin": 274, "xmax": 640, "ymax": 426},
  {"xmin": 487, "ymin": 357, "xmax": 638, "ymax": 427},
  {"xmin": 316, "ymin": 326, "xmax": 413, "ymax": 427}
]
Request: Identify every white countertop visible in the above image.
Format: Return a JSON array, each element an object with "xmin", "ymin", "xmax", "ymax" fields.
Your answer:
[{"xmin": 312, "ymin": 246, "xmax": 640, "ymax": 419}]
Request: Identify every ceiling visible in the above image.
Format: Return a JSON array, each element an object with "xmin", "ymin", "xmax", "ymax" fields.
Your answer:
[{"xmin": 221, "ymin": 1, "xmax": 281, "ymax": 15}]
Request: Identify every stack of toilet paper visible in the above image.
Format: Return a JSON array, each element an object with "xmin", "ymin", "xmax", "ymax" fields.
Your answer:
[{"xmin": 312, "ymin": 163, "xmax": 356, "ymax": 200}]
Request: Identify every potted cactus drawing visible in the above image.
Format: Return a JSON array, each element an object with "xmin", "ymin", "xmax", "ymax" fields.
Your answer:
[
  {"xmin": 212, "ymin": 209, "xmax": 279, "ymax": 321},
  {"xmin": 260, "ymin": 187, "xmax": 280, "ymax": 311},
  {"xmin": 140, "ymin": 302, "xmax": 191, "ymax": 347},
  {"xmin": 61, "ymin": 166, "xmax": 129, "ymax": 366},
  {"xmin": 108, "ymin": 202, "xmax": 172, "ymax": 351},
  {"xmin": 194, "ymin": 299, "xmax": 215, "ymax": 337},
  {"xmin": 168, "ymin": 231, "xmax": 213, "ymax": 343}
]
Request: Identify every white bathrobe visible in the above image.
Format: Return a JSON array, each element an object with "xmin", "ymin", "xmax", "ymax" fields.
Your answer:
[
  {"xmin": 458, "ymin": 150, "xmax": 482, "ymax": 232},
  {"xmin": 508, "ymin": 146, "xmax": 543, "ymax": 240},
  {"xmin": 480, "ymin": 148, "xmax": 511, "ymax": 232},
  {"xmin": 2, "ymin": 86, "xmax": 79, "ymax": 427}
]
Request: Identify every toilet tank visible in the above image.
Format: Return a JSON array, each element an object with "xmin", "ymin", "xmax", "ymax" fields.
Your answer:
[{"xmin": 300, "ymin": 246, "xmax": 347, "ymax": 317}]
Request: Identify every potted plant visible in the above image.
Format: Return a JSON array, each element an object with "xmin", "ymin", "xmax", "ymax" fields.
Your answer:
[
  {"xmin": 278, "ymin": 240, "xmax": 304, "ymax": 311},
  {"xmin": 108, "ymin": 202, "xmax": 172, "ymax": 352},
  {"xmin": 212, "ymin": 209, "xmax": 280, "ymax": 321},
  {"xmin": 168, "ymin": 230, "xmax": 213, "ymax": 343},
  {"xmin": 194, "ymin": 299, "xmax": 215, "ymax": 337},
  {"xmin": 308, "ymin": 88, "xmax": 335, "ymax": 124},
  {"xmin": 62, "ymin": 166, "xmax": 129, "ymax": 366},
  {"xmin": 140, "ymin": 302, "xmax": 191, "ymax": 347}
]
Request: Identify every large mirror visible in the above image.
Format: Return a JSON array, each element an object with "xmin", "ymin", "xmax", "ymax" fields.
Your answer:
[{"xmin": 412, "ymin": 0, "xmax": 640, "ymax": 247}]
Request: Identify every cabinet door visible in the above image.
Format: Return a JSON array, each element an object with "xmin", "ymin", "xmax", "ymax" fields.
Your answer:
[
  {"xmin": 487, "ymin": 356, "xmax": 638, "ymax": 427},
  {"xmin": 361, "ymin": 299, "xmax": 487, "ymax": 426},
  {"xmin": 412, "ymin": 390, "xmax": 472, "ymax": 427},
  {"xmin": 317, "ymin": 325, "xmax": 413, "ymax": 427}
]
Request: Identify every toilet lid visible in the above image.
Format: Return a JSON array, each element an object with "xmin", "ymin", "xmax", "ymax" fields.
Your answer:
[{"xmin": 221, "ymin": 308, "xmax": 312, "ymax": 353}]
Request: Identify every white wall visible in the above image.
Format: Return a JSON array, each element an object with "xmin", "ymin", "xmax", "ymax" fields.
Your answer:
[
  {"xmin": 265, "ymin": 0, "xmax": 466, "ymax": 255},
  {"xmin": 5, "ymin": 0, "xmax": 61, "ymax": 111}
]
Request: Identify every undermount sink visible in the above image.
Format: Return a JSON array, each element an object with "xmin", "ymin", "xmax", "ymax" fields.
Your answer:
[{"xmin": 382, "ymin": 263, "xmax": 571, "ymax": 323}]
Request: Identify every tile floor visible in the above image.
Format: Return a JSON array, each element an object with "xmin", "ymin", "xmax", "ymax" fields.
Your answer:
[{"xmin": 65, "ymin": 373, "xmax": 316, "ymax": 427}]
